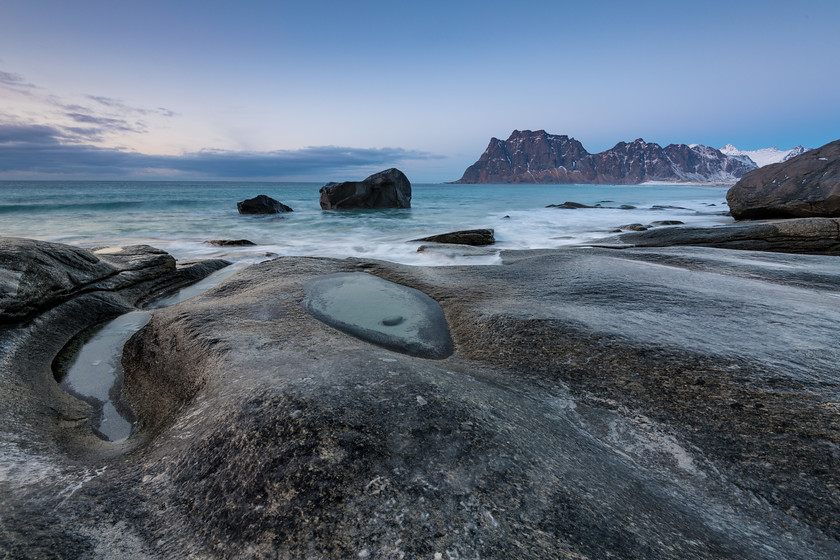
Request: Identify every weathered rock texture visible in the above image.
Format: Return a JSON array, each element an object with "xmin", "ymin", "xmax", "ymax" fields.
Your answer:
[
  {"xmin": 237, "ymin": 195, "xmax": 293, "ymax": 214},
  {"xmin": 0, "ymin": 238, "xmax": 228, "ymax": 324},
  {"xmin": 726, "ymin": 139, "xmax": 840, "ymax": 219},
  {"xmin": 413, "ymin": 228, "xmax": 495, "ymax": 246},
  {"xmin": 319, "ymin": 168, "xmax": 411, "ymax": 209},
  {"xmin": 455, "ymin": 130, "xmax": 756, "ymax": 184},
  {"xmin": 609, "ymin": 217, "xmax": 840, "ymax": 255},
  {"xmin": 2, "ymin": 242, "xmax": 839, "ymax": 559}
]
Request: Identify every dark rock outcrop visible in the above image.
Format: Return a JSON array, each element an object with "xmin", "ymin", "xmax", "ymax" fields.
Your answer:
[
  {"xmin": 319, "ymin": 168, "xmax": 411, "ymax": 209},
  {"xmin": 607, "ymin": 217, "xmax": 840, "ymax": 255},
  {"xmin": 413, "ymin": 228, "xmax": 495, "ymax": 246},
  {"xmin": 205, "ymin": 239, "xmax": 256, "ymax": 246},
  {"xmin": 546, "ymin": 201, "xmax": 597, "ymax": 209},
  {"xmin": 726, "ymin": 139, "xmax": 840, "ymax": 219},
  {"xmin": 0, "ymin": 239, "xmax": 228, "ymax": 324},
  {"xmin": 455, "ymin": 130, "xmax": 756, "ymax": 184},
  {"xmin": 619, "ymin": 223, "xmax": 648, "ymax": 231},
  {"xmin": 237, "ymin": 195, "xmax": 293, "ymax": 214}
]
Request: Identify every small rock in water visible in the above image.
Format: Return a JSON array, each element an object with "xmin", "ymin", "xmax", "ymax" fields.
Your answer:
[
  {"xmin": 649, "ymin": 220, "xmax": 684, "ymax": 227},
  {"xmin": 205, "ymin": 239, "xmax": 257, "ymax": 246},
  {"xmin": 546, "ymin": 201, "xmax": 595, "ymax": 209},
  {"xmin": 237, "ymin": 195, "xmax": 293, "ymax": 214},
  {"xmin": 412, "ymin": 229, "xmax": 495, "ymax": 246},
  {"xmin": 619, "ymin": 223, "xmax": 648, "ymax": 232}
]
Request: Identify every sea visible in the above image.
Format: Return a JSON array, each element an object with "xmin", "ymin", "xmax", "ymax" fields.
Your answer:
[{"xmin": 0, "ymin": 180, "xmax": 734, "ymax": 267}]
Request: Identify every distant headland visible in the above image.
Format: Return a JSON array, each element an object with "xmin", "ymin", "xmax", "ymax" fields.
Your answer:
[{"xmin": 453, "ymin": 129, "xmax": 807, "ymax": 185}]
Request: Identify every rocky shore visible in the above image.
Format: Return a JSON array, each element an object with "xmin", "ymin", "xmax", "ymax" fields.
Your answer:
[
  {"xmin": 604, "ymin": 216, "xmax": 840, "ymax": 255},
  {"xmin": 1, "ymin": 237, "xmax": 838, "ymax": 559}
]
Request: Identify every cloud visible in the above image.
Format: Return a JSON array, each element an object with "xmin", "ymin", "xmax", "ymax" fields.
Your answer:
[
  {"xmin": 0, "ymin": 124, "xmax": 62, "ymax": 144},
  {"xmin": 0, "ymin": 68, "xmax": 176, "ymax": 141},
  {"xmin": 65, "ymin": 112, "xmax": 146, "ymax": 134},
  {"xmin": 86, "ymin": 95, "xmax": 177, "ymax": 118},
  {"xmin": 0, "ymin": 71, "xmax": 36, "ymax": 92},
  {"xmin": 0, "ymin": 124, "xmax": 441, "ymax": 179}
]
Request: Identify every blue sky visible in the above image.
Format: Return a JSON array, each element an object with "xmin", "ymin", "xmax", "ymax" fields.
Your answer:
[{"xmin": 1, "ymin": 0, "xmax": 838, "ymax": 182}]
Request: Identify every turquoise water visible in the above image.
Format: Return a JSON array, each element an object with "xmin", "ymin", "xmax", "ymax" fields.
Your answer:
[{"xmin": 0, "ymin": 181, "xmax": 733, "ymax": 265}]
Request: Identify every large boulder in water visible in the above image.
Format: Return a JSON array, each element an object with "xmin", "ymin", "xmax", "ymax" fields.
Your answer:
[
  {"xmin": 319, "ymin": 168, "xmax": 411, "ymax": 209},
  {"xmin": 726, "ymin": 139, "xmax": 840, "ymax": 219},
  {"xmin": 237, "ymin": 195, "xmax": 293, "ymax": 214}
]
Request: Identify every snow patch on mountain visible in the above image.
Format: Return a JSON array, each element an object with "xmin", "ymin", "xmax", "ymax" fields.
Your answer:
[{"xmin": 720, "ymin": 144, "xmax": 809, "ymax": 168}]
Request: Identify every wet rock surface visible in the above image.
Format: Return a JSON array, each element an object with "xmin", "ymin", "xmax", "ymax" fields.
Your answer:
[
  {"xmin": 609, "ymin": 217, "xmax": 840, "ymax": 255},
  {"xmin": 2, "ymin": 241, "xmax": 840, "ymax": 558},
  {"xmin": 547, "ymin": 201, "xmax": 637, "ymax": 209},
  {"xmin": 205, "ymin": 239, "xmax": 257, "ymax": 246},
  {"xmin": 727, "ymin": 138, "xmax": 840, "ymax": 219},
  {"xmin": 319, "ymin": 168, "xmax": 411, "ymax": 209},
  {"xmin": 0, "ymin": 238, "xmax": 227, "ymax": 323},
  {"xmin": 412, "ymin": 228, "xmax": 495, "ymax": 246}
]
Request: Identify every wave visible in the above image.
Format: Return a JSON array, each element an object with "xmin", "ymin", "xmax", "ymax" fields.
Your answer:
[{"xmin": 0, "ymin": 199, "xmax": 211, "ymax": 214}]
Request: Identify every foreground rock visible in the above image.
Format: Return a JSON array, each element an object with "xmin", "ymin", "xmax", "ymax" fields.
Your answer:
[
  {"xmin": 607, "ymin": 217, "xmax": 840, "ymax": 255},
  {"xmin": 237, "ymin": 195, "xmax": 293, "ymax": 214},
  {"xmin": 319, "ymin": 168, "xmax": 411, "ymax": 209},
  {"xmin": 726, "ymin": 139, "xmax": 840, "ymax": 219},
  {"xmin": 2, "ymin": 243, "xmax": 838, "ymax": 558},
  {"xmin": 413, "ymin": 228, "xmax": 495, "ymax": 246},
  {"xmin": 0, "ymin": 238, "xmax": 228, "ymax": 323}
]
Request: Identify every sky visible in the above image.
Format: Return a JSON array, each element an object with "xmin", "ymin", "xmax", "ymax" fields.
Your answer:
[{"xmin": 1, "ymin": 0, "xmax": 838, "ymax": 182}]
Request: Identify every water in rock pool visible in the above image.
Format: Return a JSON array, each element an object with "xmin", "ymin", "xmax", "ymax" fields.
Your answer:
[
  {"xmin": 57, "ymin": 311, "xmax": 151, "ymax": 441},
  {"xmin": 54, "ymin": 263, "xmax": 245, "ymax": 441}
]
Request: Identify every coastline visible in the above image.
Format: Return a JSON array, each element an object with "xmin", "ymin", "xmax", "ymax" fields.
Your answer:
[{"xmin": 0, "ymin": 180, "xmax": 734, "ymax": 266}]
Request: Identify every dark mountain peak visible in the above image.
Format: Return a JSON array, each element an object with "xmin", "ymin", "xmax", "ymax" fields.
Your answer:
[
  {"xmin": 508, "ymin": 129, "xmax": 573, "ymax": 143},
  {"xmin": 509, "ymin": 129, "xmax": 547, "ymax": 138}
]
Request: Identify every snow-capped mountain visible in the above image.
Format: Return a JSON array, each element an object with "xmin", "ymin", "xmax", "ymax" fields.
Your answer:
[{"xmin": 719, "ymin": 144, "xmax": 809, "ymax": 168}]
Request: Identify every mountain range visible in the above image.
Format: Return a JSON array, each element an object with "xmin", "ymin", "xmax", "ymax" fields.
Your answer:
[
  {"xmin": 454, "ymin": 130, "xmax": 805, "ymax": 184},
  {"xmin": 719, "ymin": 144, "xmax": 809, "ymax": 168}
]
